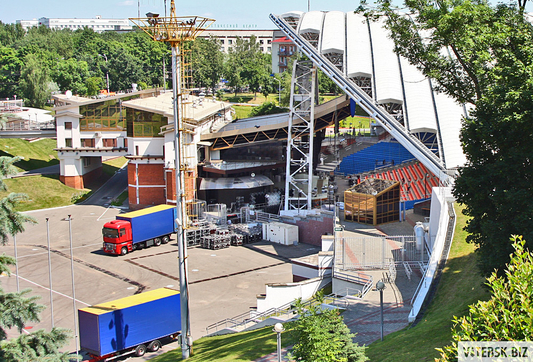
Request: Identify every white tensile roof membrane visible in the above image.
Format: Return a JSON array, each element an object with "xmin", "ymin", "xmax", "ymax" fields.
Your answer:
[
  {"xmin": 281, "ymin": 11, "xmax": 304, "ymax": 20},
  {"xmin": 369, "ymin": 17, "xmax": 403, "ymax": 104},
  {"xmin": 298, "ymin": 11, "xmax": 324, "ymax": 35},
  {"xmin": 275, "ymin": 10, "xmax": 468, "ymax": 169},
  {"xmin": 346, "ymin": 12, "xmax": 372, "ymax": 78},
  {"xmin": 320, "ymin": 11, "xmax": 345, "ymax": 55}
]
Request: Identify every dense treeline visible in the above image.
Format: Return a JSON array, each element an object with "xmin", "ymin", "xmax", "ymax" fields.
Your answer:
[{"xmin": 0, "ymin": 22, "xmax": 275, "ymax": 108}]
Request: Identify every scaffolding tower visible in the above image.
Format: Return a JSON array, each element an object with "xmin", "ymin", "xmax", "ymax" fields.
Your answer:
[{"xmin": 284, "ymin": 60, "xmax": 317, "ymax": 211}]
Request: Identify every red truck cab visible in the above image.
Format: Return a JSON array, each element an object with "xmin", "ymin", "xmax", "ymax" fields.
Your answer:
[{"xmin": 102, "ymin": 220, "xmax": 133, "ymax": 255}]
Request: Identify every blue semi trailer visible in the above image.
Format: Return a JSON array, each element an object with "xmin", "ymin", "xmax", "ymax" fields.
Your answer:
[
  {"xmin": 79, "ymin": 288, "xmax": 181, "ymax": 361},
  {"xmin": 102, "ymin": 205, "xmax": 177, "ymax": 255}
]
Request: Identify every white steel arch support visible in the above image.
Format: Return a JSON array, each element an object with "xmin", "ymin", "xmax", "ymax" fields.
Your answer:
[
  {"xmin": 270, "ymin": 13, "xmax": 454, "ymax": 186},
  {"xmin": 284, "ymin": 60, "xmax": 316, "ymax": 211}
]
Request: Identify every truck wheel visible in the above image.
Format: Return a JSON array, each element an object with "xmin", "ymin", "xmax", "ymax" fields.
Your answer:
[
  {"xmin": 154, "ymin": 237, "xmax": 162, "ymax": 246},
  {"xmin": 135, "ymin": 344, "xmax": 147, "ymax": 357},
  {"xmin": 120, "ymin": 247, "xmax": 128, "ymax": 256},
  {"xmin": 162, "ymin": 235, "xmax": 170, "ymax": 244},
  {"xmin": 148, "ymin": 340, "xmax": 161, "ymax": 352}
]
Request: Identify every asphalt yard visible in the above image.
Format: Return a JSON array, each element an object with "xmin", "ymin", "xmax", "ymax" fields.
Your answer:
[{"xmin": 0, "ymin": 204, "xmax": 320, "ymax": 360}]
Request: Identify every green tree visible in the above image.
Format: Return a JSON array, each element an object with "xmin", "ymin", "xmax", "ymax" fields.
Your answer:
[
  {"xmin": 0, "ymin": 46, "xmax": 23, "ymax": 99},
  {"xmin": 0, "ymin": 22, "xmax": 25, "ymax": 47},
  {"xmin": 366, "ymin": 0, "xmax": 533, "ymax": 275},
  {"xmin": 225, "ymin": 36, "xmax": 270, "ymax": 96},
  {"xmin": 108, "ymin": 47, "xmax": 145, "ymax": 92},
  {"xmin": 123, "ymin": 30, "xmax": 168, "ymax": 87},
  {"xmin": 437, "ymin": 236, "xmax": 533, "ymax": 361},
  {"xmin": 86, "ymin": 76, "xmax": 103, "ymax": 96},
  {"xmin": 0, "ymin": 156, "xmax": 73, "ymax": 361},
  {"xmin": 192, "ymin": 37, "xmax": 224, "ymax": 90},
  {"xmin": 53, "ymin": 58, "xmax": 90, "ymax": 95},
  {"xmin": 19, "ymin": 54, "xmax": 51, "ymax": 108},
  {"xmin": 249, "ymin": 102, "xmax": 286, "ymax": 117},
  {"xmin": 289, "ymin": 292, "xmax": 367, "ymax": 362}
]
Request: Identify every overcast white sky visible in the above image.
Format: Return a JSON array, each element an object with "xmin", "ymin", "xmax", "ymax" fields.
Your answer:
[{"xmin": 2, "ymin": 0, "xmax": 366, "ymax": 28}]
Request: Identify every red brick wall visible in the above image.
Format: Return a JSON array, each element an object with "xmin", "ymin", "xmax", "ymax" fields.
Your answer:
[
  {"xmin": 165, "ymin": 169, "xmax": 197, "ymax": 203},
  {"xmin": 128, "ymin": 162, "xmax": 166, "ymax": 209},
  {"xmin": 60, "ymin": 167, "xmax": 102, "ymax": 189},
  {"xmin": 138, "ymin": 164, "xmax": 165, "ymax": 185},
  {"xmin": 61, "ymin": 175, "xmax": 84, "ymax": 189},
  {"xmin": 166, "ymin": 169, "xmax": 176, "ymax": 203}
]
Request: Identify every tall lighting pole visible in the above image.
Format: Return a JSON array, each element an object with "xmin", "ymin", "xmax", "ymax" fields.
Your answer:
[
  {"xmin": 376, "ymin": 280, "xmax": 386, "ymax": 341},
  {"xmin": 98, "ymin": 54, "xmax": 110, "ymax": 95},
  {"xmin": 130, "ymin": 5, "xmax": 214, "ymax": 359}
]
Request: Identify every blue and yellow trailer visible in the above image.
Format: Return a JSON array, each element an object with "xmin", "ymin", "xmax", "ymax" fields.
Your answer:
[{"xmin": 79, "ymin": 288, "xmax": 181, "ymax": 360}]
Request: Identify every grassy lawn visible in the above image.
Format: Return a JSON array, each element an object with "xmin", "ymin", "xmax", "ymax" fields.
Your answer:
[
  {"xmin": 152, "ymin": 326, "xmax": 297, "ymax": 362},
  {"xmin": 1, "ymin": 175, "xmax": 83, "ymax": 212},
  {"xmin": 340, "ymin": 116, "xmax": 372, "ymax": 130},
  {"xmin": 364, "ymin": 204, "xmax": 489, "ymax": 361},
  {"xmin": 232, "ymin": 105, "xmax": 256, "ymax": 120},
  {"xmin": 0, "ymin": 138, "xmax": 58, "ymax": 171},
  {"xmin": 220, "ymin": 93, "xmax": 279, "ymax": 105},
  {"xmin": 0, "ymin": 153, "xmax": 128, "ymax": 211}
]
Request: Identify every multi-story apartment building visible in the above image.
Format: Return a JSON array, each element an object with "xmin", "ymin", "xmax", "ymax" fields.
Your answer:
[
  {"xmin": 198, "ymin": 29, "xmax": 274, "ymax": 54},
  {"xmin": 17, "ymin": 16, "xmax": 132, "ymax": 32}
]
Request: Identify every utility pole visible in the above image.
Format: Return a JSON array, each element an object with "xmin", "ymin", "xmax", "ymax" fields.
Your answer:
[{"xmin": 130, "ymin": 5, "xmax": 214, "ymax": 359}]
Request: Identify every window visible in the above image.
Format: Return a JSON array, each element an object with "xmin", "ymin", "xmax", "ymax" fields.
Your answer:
[
  {"xmin": 220, "ymin": 39, "xmax": 225, "ymax": 44},
  {"xmin": 65, "ymin": 122, "xmax": 72, "ymax": 129},
  {"xmin": 65, "ymin": 138, "xmax": 72, "ymax": 147},
  {"xmin": 103, "ymin": 138, "xmax": 117, "ymax": 147},
  {"xmin": 126, "ymin": 109, "xmax": 167, "ymax": 138},
  {"xmin": 79, "ymin": 95, "xmax": 138, "ymax": 131},
  {"xmin": 81, "ymin": 138, "xmax": 95, "ymax": 147},
  {"xmin": 228, "ymin": 39, "xmax": 233, "ymax": 45},
  {"xmin": 119, "ymin": 228, "xmax": 126, "ymax": 236},
  {"xmin": 83, "ymin": 158, "xmax": 92, "ymax": 167},
  {"xmin": 260, "ymin": 40, "xmax": 264, "ymax": 44}
]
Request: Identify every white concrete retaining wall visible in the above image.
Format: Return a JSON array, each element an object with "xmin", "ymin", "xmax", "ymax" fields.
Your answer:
[{"xmin": 256, "ymin": 276, "xmax": 331, "ymax": 314}]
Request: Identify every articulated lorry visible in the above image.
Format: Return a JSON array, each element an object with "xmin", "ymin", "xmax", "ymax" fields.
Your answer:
[
  {"xmin": 102, "ymin": 205, "xmax": 177, "ymax": 255},
  {"xmin": 79, "ymin": 288, "xmax": 181, "ymax": 361}
]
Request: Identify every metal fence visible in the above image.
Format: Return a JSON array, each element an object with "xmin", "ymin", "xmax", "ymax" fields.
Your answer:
[{"xmin": 335, "ymin": 235, "xmax": 428, "ymax": 270}]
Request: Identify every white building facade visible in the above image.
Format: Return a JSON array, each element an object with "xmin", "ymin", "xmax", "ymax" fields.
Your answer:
[
  {"xmin": 17, "ymin": 16, "xmax": 132, "ymax": 32},
  {"xmin": 199, "ymin": 29, "xmax": 275, "ymax": 54}
]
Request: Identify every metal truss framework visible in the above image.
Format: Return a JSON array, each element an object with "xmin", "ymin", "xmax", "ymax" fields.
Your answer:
[
  {"xmin": 284, "ymin": 60, "xmax": 317, "ymax": 211},
  {"xmin": 270, "ymin": 13, "xmax": 453, "ymax": 185}
]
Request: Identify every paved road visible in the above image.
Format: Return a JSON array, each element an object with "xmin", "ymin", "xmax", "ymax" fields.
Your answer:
[{"xmin": 81, "ymin": 166, "xmax": 128, "ymax": 207}]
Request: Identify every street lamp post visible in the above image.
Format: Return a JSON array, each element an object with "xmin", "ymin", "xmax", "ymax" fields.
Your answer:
[
  {"xmin": 270, "ymin": 74, "xmax": 281, "ymax": 105},
  {"xmin": 376, "ymin": 280, "xmax": 386, "ymax": 341},
  {"xmin": 273, "ymin": 323, "xmax": 285, "ymax": 362},
  {"xmin": 99, "ymin": 54, "xmax": 110, "ymax": 95}
]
